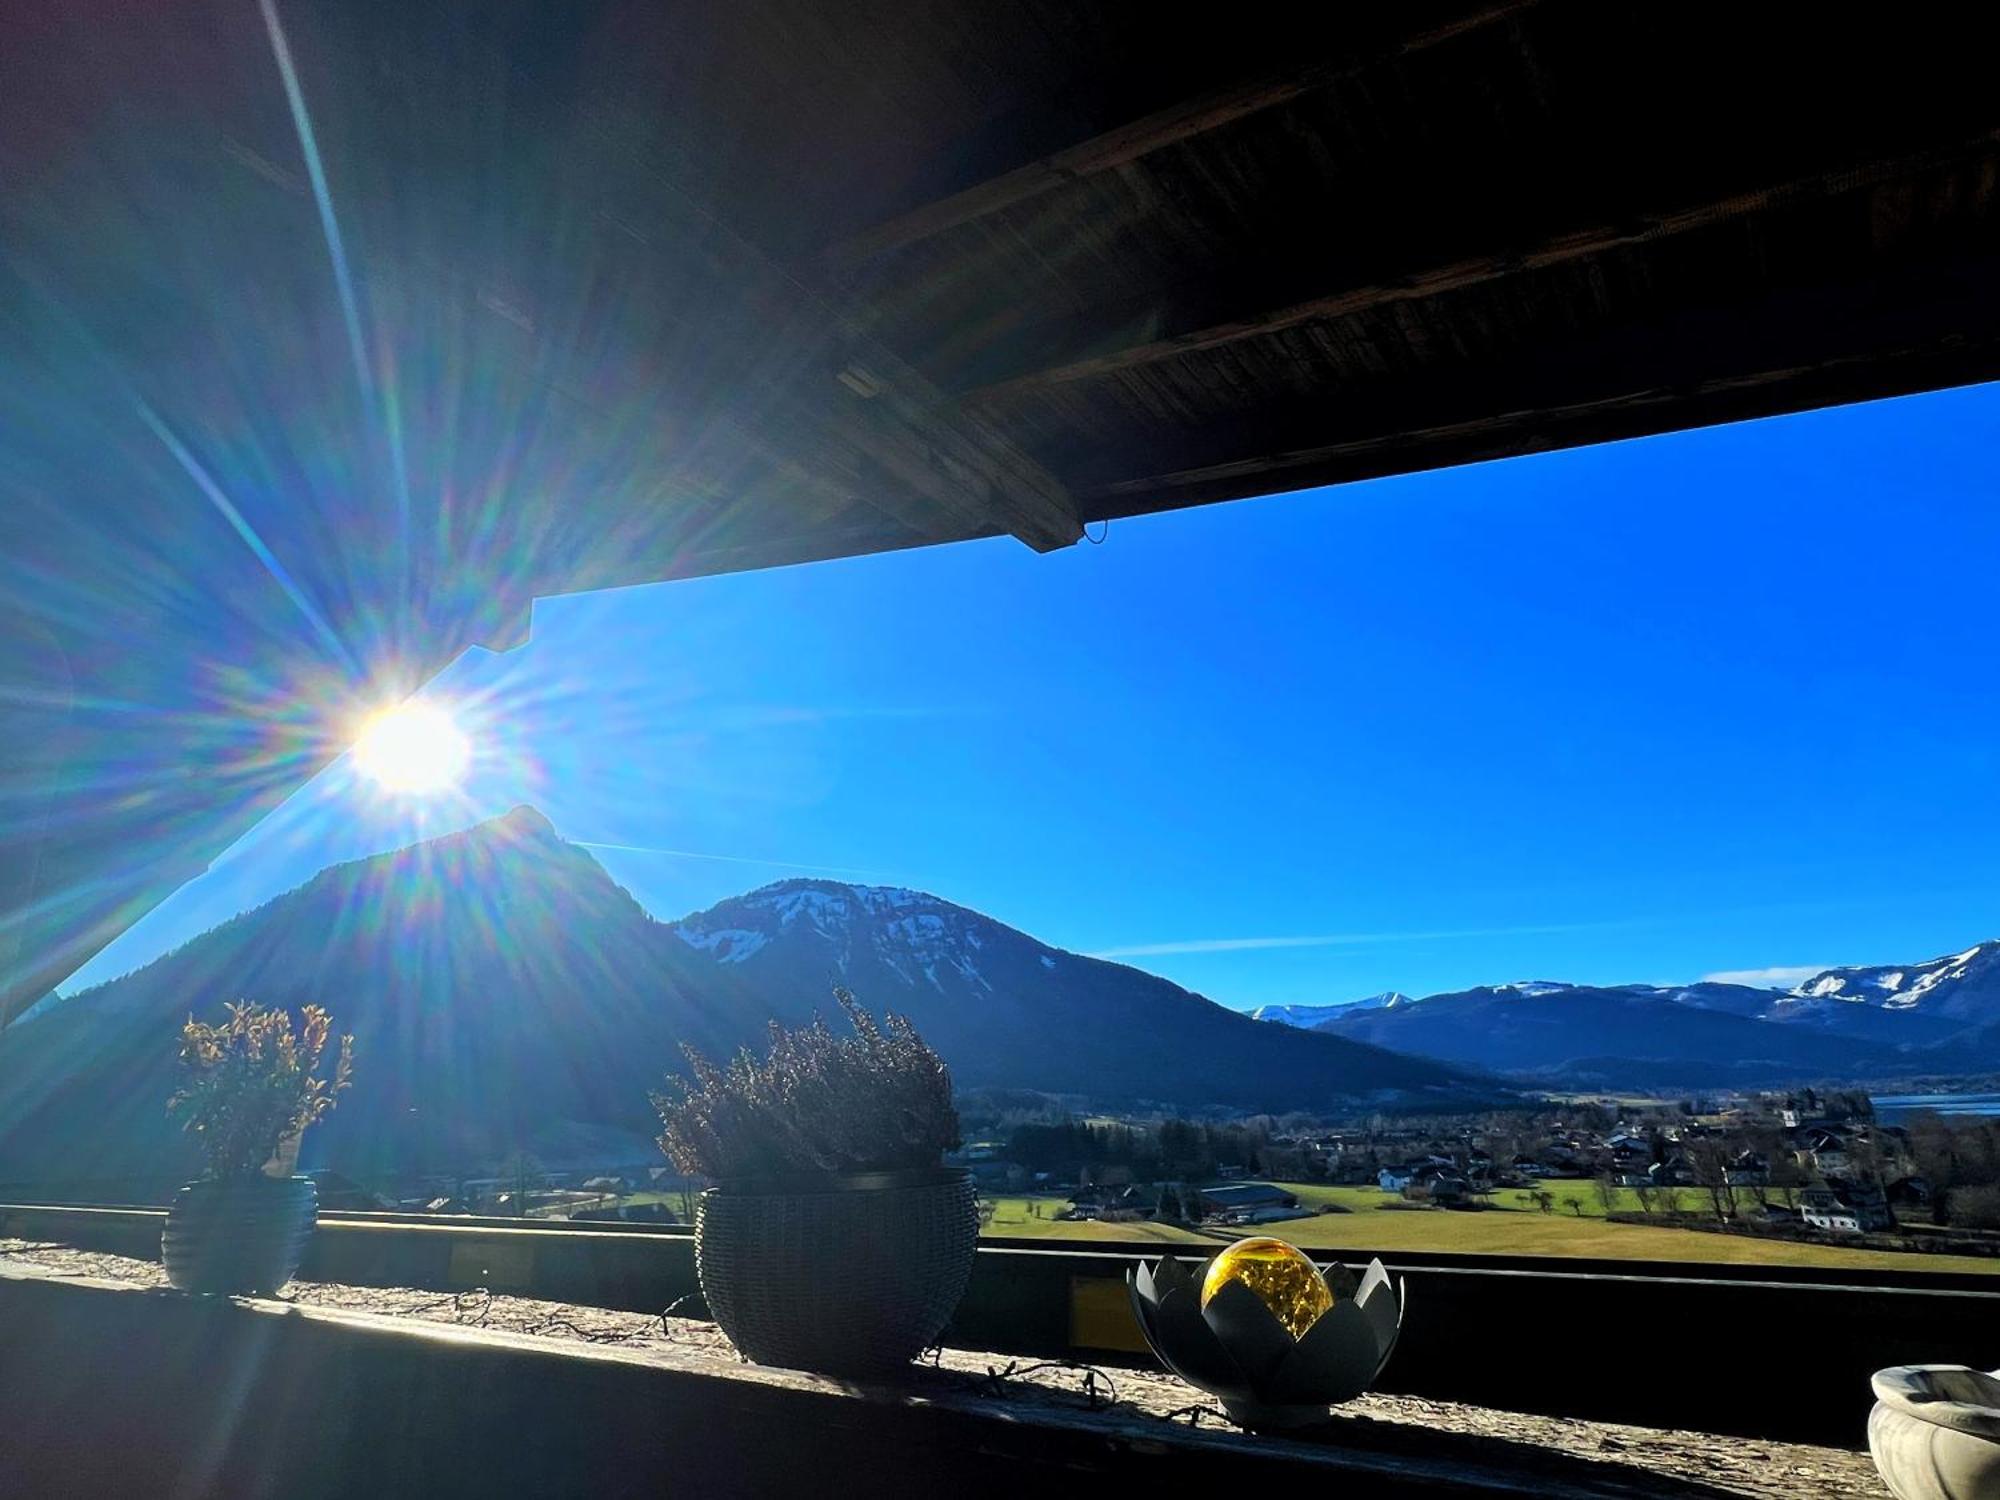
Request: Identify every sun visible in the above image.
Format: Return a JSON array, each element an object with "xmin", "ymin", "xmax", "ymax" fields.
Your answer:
[{"xmin": 352, "ymin": 702, "xmax": 471, "ymax": 794}]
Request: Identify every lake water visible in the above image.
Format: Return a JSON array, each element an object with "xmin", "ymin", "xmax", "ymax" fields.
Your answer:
[{"xmin": 1872, "ymin": 1092, "xmax": 2000, "ymax": 1123}]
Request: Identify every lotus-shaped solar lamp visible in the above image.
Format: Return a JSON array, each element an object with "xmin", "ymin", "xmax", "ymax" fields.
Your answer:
[{"xmin": 1127, "ymin": 1238, "xmax": 1405, "ymax": 1431}]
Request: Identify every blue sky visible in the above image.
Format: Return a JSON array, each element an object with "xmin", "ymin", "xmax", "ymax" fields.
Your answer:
[{"xmin": 67, "ymin": 383, "xmax": 2000, "ymax": 1011}]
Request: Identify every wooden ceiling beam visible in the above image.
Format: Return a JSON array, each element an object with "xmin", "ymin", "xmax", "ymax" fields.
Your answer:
[
  {"xmin": 574, "ymin": 118, "xmax": 1086, "ymax": 554},
  {"xmin": 1080, "ymin": 335, "xmax": 2000, "ymax": 519},
  {"xmin": 953, "ymin": 129, "xmax": 2000, "ymax": 407},
  {"xmin": 805, "ymin": 346, "xmax": 1081, "ymax": 551},
  {"xmin": 821, "ymin": 2, "xmax": 1537, "ymax": 272},
  {"xmin": 656, "ymin": 518, "xmax": 949, "ymax": 585},
  {"xmin": 1073, "ymin": 259, "xmax": 2000, "ymax": 517}
]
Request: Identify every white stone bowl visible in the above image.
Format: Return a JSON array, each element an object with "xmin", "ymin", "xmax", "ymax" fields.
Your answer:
[{"xmin": 1869, "ymin": 1365, "xmax": 2000, "ymax": 1500}]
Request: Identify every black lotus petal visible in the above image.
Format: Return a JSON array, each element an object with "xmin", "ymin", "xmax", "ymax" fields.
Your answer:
[
  {"xmin": 1353, "ymin": 1259, "xmax": 1403, "ymax": 1375},
  {"xmin": 1151, "ymin": 1254, "xmax": 1196, "ymax": 1300},
  {"xmin": 1373, "ymin": 1280, "xmax": 1408, "ymax": 1383},
  {"xmin": 1323, "ymin": 1259, "xmax": 1359, "ymax": 1300},
  {"xmin": 1266, "ymin": 1298, "xmax": 1377, "ymax": 1405},
  {"xmin": 1198, "ymin": 1278, "xmax": 1296, "ymax": 1389},
  {"xmin": 1132, "ymin": 1280, "xmax": 1256, "ymax": 1402}
]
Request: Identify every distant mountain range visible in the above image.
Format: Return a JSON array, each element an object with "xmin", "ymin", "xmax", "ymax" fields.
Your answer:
[
  {"xmin": 1248, "ymin": 994, "xmax": 1410, "ymax": 1028},
  {"xmin": 1272, "ymin": 953, "xmax": 2000, "ymax": 1087},
  {"xmin": 0, "ymin": 809, "xmax": 1488, "ymax": 1184}
]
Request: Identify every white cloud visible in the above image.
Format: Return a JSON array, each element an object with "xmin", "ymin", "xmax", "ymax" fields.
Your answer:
[{"xmin": 1699, "ymin": 964, "xmax": 1830, "ymax": 990}]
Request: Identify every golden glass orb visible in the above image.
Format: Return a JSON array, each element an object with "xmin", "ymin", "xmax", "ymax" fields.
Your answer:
[{"xmin": 1198, "ymin": 1236, "xmax": 1334, "ymax": 1340}]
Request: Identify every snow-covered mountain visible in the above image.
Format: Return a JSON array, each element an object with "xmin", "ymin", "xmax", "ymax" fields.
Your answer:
[
  {"xmin": 1314, "ymin": 982, "xmax": 1882, "ymax": 1087},
  {"xmin": 1795, "ymin": 944, "xmax": 1998, "ymax": 1006},
  {"xmin": 1308, "ymin": 943, "xmax": 2000, "ymax": 1086},
  {"xmin": 0, "ymin": 812, "xmax": 1492, "ymax": 1183},
  {"xmin": 669, "ymin": 881, "xmax": 1483, "ymax": 1110},
  {"xmin": 1768, "ymin": 944, "xmax": 2000, "ymax": 1040},
  {"xmin": 1249, "ymin": 993, "xmax": 1410, "ymax": 1028}
]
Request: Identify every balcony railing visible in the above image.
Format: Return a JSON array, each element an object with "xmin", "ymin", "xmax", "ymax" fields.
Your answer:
[
  {"xmin": 0, "ymin": 1227, "xmax": 1897, "ymax": 1498},
  {"xmin": 4, "ymin": 1197, "xmax": 1993, "ymax": 1452}
]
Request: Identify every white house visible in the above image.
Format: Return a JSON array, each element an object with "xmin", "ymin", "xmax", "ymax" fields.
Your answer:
[{"xmin": 1800, "ymin": 1180, "xmax": 1893, "ymax": 1234}]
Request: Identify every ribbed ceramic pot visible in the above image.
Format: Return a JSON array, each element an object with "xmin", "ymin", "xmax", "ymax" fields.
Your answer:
[
  {"xmin": 162, "ymin": 1175, "xmax": 318, "ymax": 1295},
  {"xmin": 1869, "ymin": 1365, "xmax": 2000, "ymax": 1500},
  {"xmin": 696, "ymin": 1167, "xmax": 976, "ymax": 1376}
]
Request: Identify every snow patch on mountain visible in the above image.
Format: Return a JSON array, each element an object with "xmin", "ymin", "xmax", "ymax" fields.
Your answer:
[
  {"xmin": 1251, "ymin": 994, "xmax": 1413, "ymax": 1027},
  {"xmin": 673, "ymin": 926, "xmax": 768, "ymax": 964},
  {"xmin": 676, "ymin": 879, "xmax": 1006, "ymax": 994},
  {"xmin": 1793, "ymin": 942, "xmax": 1999, "ymax": 1013}
]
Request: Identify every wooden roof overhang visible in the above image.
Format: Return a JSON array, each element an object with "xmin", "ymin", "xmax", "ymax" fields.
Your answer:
[{"xmin": 6, "ymin": 1, "xmax": 2000, "ymax": 1021}]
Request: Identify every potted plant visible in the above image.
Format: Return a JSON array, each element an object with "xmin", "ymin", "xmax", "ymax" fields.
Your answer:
[
  {"xmin": 654, "ymin": 991, "xmax": 974, "ymax": 1376},
  {"xmin": 162, "ymin": 1000, "xmax": 353, "ymax": 1294}
]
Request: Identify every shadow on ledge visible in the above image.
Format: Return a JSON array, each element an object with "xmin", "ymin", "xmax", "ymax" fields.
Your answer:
[{"xmin": 0, "ymin": 1260, "xmax": 1768, "ymax": 1499}]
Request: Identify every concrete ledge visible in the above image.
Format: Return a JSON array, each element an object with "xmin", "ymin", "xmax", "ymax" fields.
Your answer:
[
  {"xmin": 8, "ymin": 1201, "xmax": 1994, "ymax": 1445},
  {"xmin": 0, "ymin": 1261, "xmax": 1797, "ymax": 1499}
]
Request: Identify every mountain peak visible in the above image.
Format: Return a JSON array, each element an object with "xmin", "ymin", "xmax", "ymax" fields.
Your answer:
[
  {"xmin": 490, "ymin": 804, "xmax": 558, "ymax": 840},
  {"xmin": 289, "ymin": 804, "xmax": 571, "ymax": 901},
  {"xmin": 1247, "ymin": 993, "xmax": 1409, "ymax": 1028},
  {"xmin": 676, "ymin": 879, "xmax": 990, "ymax": 973},
  {"xmin": 738, "ymin": 877, "xmax": 938, "ymax": 910},
  {"xmin": 1789, "ymin": 940, "xmax": 2000, "ymax": 1014},
  {"xmin": 699, "ymin": 879, "xmax": 972, "ymax": 933},
  {"xmin": 0, "ymin": 817, "xmax": 1488, "ymax": 1183}
]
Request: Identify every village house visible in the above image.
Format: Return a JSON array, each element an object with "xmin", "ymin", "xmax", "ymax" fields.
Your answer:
[
  {"xmin": 1794, "ymin": 1127, "xmax": 1851, "ymax": 1176},
  {"xmin": 1378, "ymin": 1154, "xmax": 1456, "ymax": 1193},
  {"xmin": 1648, "ymin": 1155, "xmax": 1695, "ymax": 1189},
  {"xmin": 1725, "ymin": 1151, "xmax": 1771, "ymax": 1188},
  {"xmin": 1192, "ymin": 1183, "xmax": 1306, "ymax": 1225},
  {"xmin": 1063, "ymin": 1184, "xmax": 1154, "ymax": 1223},
  {"xmin": 1420, "ymin": 1175, "xmax": 1474, "ymax": 1207},
  {"xmin": 1382, "ymin": 1160, "xmax": 1476, "ymax": 1206},
  {"xmin": 1778, "ymin": 1088, "xmax": 1824, "ymax": 1130},
  {"xmin": 1539, "ymin": 1141, "xmax": 1588, "ymax": 1176},
  {"xmin": 1604, "ymin": 1133, "xmax": 1655, "ymax": 1187},
  {"xmin": 1079, "ymin": 1164, "xmax": 1135, "ymax": 1190},
  {"xmin": 1887, "ymin": 1174, "xmax": 1934, "ymax": 1210},
  {"xmin": 1800, "ymin": 1179, "xmax": 1894, "ymax": 1234}
]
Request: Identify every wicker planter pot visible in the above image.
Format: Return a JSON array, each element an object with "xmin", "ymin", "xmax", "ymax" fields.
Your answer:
[
  {"xmin": 696, "ymin": 1167, "xmax": 977, "ymax": 1375},
  {"xmin": 162, "ymin": 1175, "xmax": 318, "ymax": 1295}
]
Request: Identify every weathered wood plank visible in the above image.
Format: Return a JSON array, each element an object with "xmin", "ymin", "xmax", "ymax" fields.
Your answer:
[
  {"xmin": 575, "ymin": 111, "xmax": 1083, "ymax": 553},
  {"xmin": 1078, "ymin": 323, "xmax": 2000, "ymax": 515},
  {"xmin": 956, "ymin": 128, "xmax": 2000, "ymax": 405},
  {"xmin": 822, "ymin": 3, "xmax": 1538, "ymax": 271}
]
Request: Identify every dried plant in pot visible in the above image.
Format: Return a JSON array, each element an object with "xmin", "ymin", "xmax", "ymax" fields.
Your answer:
[
  {"xmin": 654, "ymin": 991, "xmax": 974, "ymax": 1376},
  {"xmin": 161, "ymin": 1001, "xmax": 353, "ymax": 1295}
]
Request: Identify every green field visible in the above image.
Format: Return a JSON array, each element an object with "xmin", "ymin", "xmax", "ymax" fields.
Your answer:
[{"xmin": 980, "ymin": 1180, "xmax": 2000, "ymax": 1276}]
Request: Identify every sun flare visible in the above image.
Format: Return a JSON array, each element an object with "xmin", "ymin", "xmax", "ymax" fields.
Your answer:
[{"xmin": 352, "ymin": 702, "xmax": 471, "ymax": 794}]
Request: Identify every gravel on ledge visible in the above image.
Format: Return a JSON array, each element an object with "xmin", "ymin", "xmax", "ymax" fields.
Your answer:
[{"xmin": 0, "ymin": 1239, "xmax": 1884, "ymax": 1498}]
